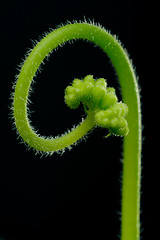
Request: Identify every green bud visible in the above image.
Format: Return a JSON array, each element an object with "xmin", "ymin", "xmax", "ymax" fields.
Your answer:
[
  {"xmin": 83, "ymin": 75, "xmax": 95, "ymax": 84},
  {"xmin": 95, "ymin": 78, "xmax": 107, "ymax": 89},
  {"xmin": 64, "ymin": 75, "xmax": 129, "ymax": 137}
]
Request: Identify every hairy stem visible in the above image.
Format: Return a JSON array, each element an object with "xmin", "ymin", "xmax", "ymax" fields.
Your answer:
[{"xmin": 13, "ymin": 22, "xmax": 141, "ymax": 240}]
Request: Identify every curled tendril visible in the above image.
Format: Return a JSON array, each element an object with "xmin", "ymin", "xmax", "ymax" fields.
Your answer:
[{"xmin": 12, "ymin": 21, "xmax": 141, "ymax": 240}]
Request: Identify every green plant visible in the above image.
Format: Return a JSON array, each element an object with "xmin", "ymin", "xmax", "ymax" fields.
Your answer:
[{"xmin": 12, "ymin": 21, "xmax": 142, "ymax": 240}]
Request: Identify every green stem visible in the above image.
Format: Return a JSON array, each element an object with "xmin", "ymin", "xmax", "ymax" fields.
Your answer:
[{"xmin": 13, "ymin": 22, "xmax": 141, "ymax": 240}]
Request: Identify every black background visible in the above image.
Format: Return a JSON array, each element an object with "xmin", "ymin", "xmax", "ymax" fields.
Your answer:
[{"xmin": 0, "ymin": 0, "xmax": 156, "ymax": 239}]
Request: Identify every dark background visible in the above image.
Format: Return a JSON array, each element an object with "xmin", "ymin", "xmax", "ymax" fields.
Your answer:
[{"xmin": 0, "ymin": 0, "xmax": 156, "ymax": 239}]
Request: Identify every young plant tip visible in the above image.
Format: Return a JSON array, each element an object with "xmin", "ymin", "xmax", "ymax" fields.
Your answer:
[{"xmin": 12, "ymin": 20, "xmax": 142, "ymax": 240}]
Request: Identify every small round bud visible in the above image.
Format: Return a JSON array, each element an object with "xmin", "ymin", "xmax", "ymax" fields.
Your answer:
[
  {"xmin": 83, "ymin": 81, "xmax": 94, "ymax": 97},
  {"xmin": 100, "ymin": 88, "xmax": 118, "ymax": 109},
  {"xmin": 92, "ymin": 86, "xmax": 106, "ymax": 104},
  {"xmin": 95, "ymin": 110, "xmax": 110, "ymax": 128},
  {"xmin": 64, "ymin": 85, "xmax": 80, "ymax": 109},
  {"xmin": 112, "ymin": 102, "xmax": 128, "ymax": 117},
  {"xmin": 95, "ymin": 78, "xmax": 107, "ymax": 89},
  {"xmin": 110, "ymin": 117, "xmax": 119, "ymax": 128},
  {"xmin": 103, "ymin": 108, "xmax": 115, "ymax": 118},
  {"xmin": 72, "ymin": 79, "xmax": 83, "ymax": 88},
  {"xmin": 65, "ymin": 86, "xmax": 75, "ymax": 95},
  {"xmin": 109, "ymin": 117, "xmax": 129, "ymax": 136},
  {"xmin": 72, "ymin": 79, "xmax": 84, "ymax": 98},
  {"xmin": 83, "ymin": 75, "xmax": 95, "ymax": 84},
  {"xmin": 94, "ymin": 110, "xmax": 105, "ymax": 122}
]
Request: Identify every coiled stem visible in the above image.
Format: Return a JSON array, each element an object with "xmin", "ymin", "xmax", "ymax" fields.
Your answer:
[{"xmin": 13, "ymin": 22, "xmax": 141, "ymax": 240}]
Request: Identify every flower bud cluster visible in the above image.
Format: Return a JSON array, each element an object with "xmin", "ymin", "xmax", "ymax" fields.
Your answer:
[
  {"xmin": 65, "ymin": 75, "xmax": 129, "ymax": 136},
  {"xmin": 95, "ymin": 102, "xmax": 129, "ymax": 136}
]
